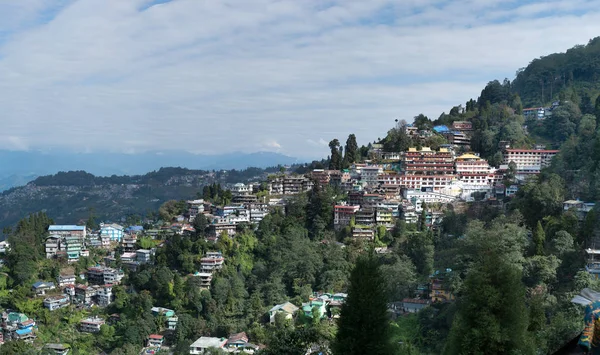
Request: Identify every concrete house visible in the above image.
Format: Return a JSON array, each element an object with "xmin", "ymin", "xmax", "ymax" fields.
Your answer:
[{"xmin": 268, "ymin": 302, "xmax": 299, "ymax": 324}]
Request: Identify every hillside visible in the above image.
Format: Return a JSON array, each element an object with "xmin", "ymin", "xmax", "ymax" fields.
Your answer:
[
  {"xmin": 0, "ymin": 167, "xmax": 278, "ymax": 229},
  {"xmin": 512, "ymin": 37, "xmax": 600, "ymax": 107}
]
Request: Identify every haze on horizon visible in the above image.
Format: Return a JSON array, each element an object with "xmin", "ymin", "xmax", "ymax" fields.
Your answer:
[{"xmin": 1, "ymin": 0, "xmax": 600, "ymax": 160}]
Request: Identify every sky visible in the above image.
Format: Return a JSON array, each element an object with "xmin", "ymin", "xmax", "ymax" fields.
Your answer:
[{"xmin": 0, "ymin": 0, "xmax": 600, "ymax": 160}]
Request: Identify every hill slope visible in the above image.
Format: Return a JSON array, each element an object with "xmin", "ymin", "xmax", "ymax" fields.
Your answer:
[{"xmin": 0, "ymin": 167, "xmax": 276, "ymax": 229}]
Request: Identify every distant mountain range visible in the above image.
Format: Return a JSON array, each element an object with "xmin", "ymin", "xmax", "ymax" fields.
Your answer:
[{"xmin": 0, "ymin": 150, "xmax": 299, "ymax": 191}]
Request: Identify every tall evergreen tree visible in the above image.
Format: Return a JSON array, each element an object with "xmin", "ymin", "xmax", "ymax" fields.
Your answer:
[
  {"xmin": 333, "ymin": 254, "xmax": 394, "ymax": 355},
  {"xmin": 533, "ymin": 221, "xmax": 546, "ymax": 255},
  {"xmin": 329, "ymin": 139, "xmax": 342, "ymax": 170},
  {"xmin": 445, "ymin": 253, "xmax": 534, "ymax": 355},
  {"xmin": 342, "ymin": 134, "xmax": 359, "ymax": 168}
]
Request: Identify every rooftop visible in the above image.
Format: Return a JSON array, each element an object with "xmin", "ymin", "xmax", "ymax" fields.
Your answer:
[
  {"xmin": 48, "ymin": 225, "xmax": 85, "ymax": 231},
  {"xmin": 190, "ymin": 336, "xmax": 227, "ymax": 348}
]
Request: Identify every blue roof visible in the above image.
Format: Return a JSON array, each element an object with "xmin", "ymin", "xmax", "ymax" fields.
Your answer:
[
  {"xmin": 433, "ymin": 125, "xmax": 450, "ymax": 133},
  {"xmin": 48, "ymin": 225, "xmax": 85, "ymax": 231},
  {"xmin": 15, "ymin": 328, "xmax": 32, "ymax": 335},
  {"xmin": 126, "ymin": 226, "xmax": 144, "ymax": 232},
  {"xmin": 32, "ymin": 281, "xmax": 54, "ymax": 288}
]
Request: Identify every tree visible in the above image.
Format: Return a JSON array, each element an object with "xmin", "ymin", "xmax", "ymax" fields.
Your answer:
[
  {"xmin": 333, "ymin": 254, "xmax": 395, "ymax": 355},
  {"xmin": 595, "ymin": 94, "xmax": 600, "ymax": 124},
  {"xmin": 192, "ymin": 213, "xmax": 209, "ymax": 236},
  {"xmin": 343, "ymin": 134, "xmax": 359, "ymax": 168},
  {"xmin": 329, "ymin": 139, "xmax": 342, "ymax": 170},
  {"xmin": 533, "ymin": 221, "xmax": 545, "ymax": 255},
  {"xmin": 445, "ymin": 254, "xmax": 534, "ymax": 355},
  {"xmin": 413, "ymin": 114, "xmax": 432, "ymax": 130}
]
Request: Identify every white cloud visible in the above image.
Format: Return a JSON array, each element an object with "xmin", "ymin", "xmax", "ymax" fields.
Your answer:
[{"xmin": 0, "ymin": 0, "xmax": 599, "ymax": 159}]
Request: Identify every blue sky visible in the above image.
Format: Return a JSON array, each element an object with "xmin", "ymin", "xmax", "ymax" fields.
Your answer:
[{"xmin": 0, "ymin": 0, "xmax": 599, "ymax": 160}]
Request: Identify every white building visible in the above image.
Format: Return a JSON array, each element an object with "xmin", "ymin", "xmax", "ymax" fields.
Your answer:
[
  {"xmin": 503, "ymin": 148, "xmax": 559, "ymax": 177},
  {"xmin": 80, "ymin": 317, "xmax": 105, "ymax": 333},
  {"xmin": 189, "ymin": 337, "xmax": 227, "ymax": 354},
  {"xmin": 231, "ymin": 183, "xmax": 250, "ymax": 195},
  {"xmin": 360, "ymin": 166, "xmax": 384, "ymax": 186}
]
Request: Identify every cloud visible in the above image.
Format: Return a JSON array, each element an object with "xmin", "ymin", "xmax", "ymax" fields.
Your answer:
[{"xmin": 0, "ymin": 0, "xmax": 599, "ymax": 159}]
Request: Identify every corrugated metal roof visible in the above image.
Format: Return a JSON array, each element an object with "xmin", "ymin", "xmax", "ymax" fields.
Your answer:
[{"xmin": 48, "ymin": 225, "xmax": 85, "ymax": 231}]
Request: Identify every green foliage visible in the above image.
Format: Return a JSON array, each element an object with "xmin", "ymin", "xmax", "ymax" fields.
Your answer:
[
  {"xmin": 533, "ymin": 221, "xmax": 546, "ymax": 255},
  {"xmin": 333, "ymin": 254, "xmax": 395, "ymax": 355},
  {"xmin": 329, "ymin": 139, "xmax": 342, "ymax": 170}
]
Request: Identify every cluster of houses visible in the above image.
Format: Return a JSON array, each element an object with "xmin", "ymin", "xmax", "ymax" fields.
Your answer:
[
  {"xmin": 35, "ymin": 265, "xmax": 124, "ymax": 314},
  {"xmin": 0, "ymin": 311, "xmax": 37, "ymax": 344},
  {"xmin": 268, "ymin": 292, "xmax": 348, "ymax": 325},
  {"xmin": 321, "ymin": 144, "xmax": 561, "ymax": 238}
]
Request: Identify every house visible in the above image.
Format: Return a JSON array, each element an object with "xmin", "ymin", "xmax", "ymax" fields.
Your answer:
[
  {"xmin": 32, "ymin": 281, "xmax": 56, "ymax": 296},
  {"xmin": 147, "ymin": 334, "xmax": 164, "ymax": 348},
  {"xmin": 200, "ymin": 252, "xmax": 225, "ymax": 273},
  {"xmin": 45, "ymin": 235, "xmax": 61, "ymax": 259},
  {"xmin": 189, "ymin": 336, "xmax": 227, "ymax": 354},
  {"xmin": 44, "ymin": 344, "xmax": 70, "ymax": 355},
  {"xmin": 136, "ymin": 249, "xmax": 152, "ymax": 263},
  {"xmin": 226, "ymin": 332, "xmax": 258, "ymax": 353},
  {"xmin": 74, "ymin": 284, "xmax": 97, "ymax": 304},
  {"xmin": 43, "ymin": 295, "xmax": 70, "ymax": 311},
  {"xmin": 402, "ymin": 298, "xmax": 431, "ymax": 313},
  {"xmin": 94, "ymin": 285, "xmax": 113, "ymax": 307},
  {"xmin": 80, "ymin": 316, "xmax": 105, "ymax": 333},
  {"xmin": 268, "ymin": 302, "xmax": 299, "ymax": 324},
  {"xmin": 13, "ymin": 327, "xmax": 36, "ymax": 342},
  {"xmin": 87, "ymin": 266, "xmax": 124, "ymax": 285},
  {"xmin": 302, "ymin": 299, "xmax": 327, "ymax": 319},
  {"xmin": 121, "ymin": 236, "xmax": 137, "ymax": 251},
  {"xmin": 192, "ymin": 272, "xmax": 213, "ymax": 289},
  {"xmin": 64, "ymin": 235, "xmax": 84, "ymax": 262},
  {"xmin": 563, "ymin": 199, "xmax": 596, "ymax": 221},
  {"xmin": 100, "ymin": 223, "xmax": 124, "ymax": 242},
  {"xmin": 57, "ymin": 274, "xmax": 76, "ymax": 287},
  {"xmin": 120, "ymin": 252, "xmax": 136, "ymax": 262}
]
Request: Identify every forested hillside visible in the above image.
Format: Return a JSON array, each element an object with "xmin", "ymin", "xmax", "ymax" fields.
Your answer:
[{"xmin": 0, "ymin": 167, "xmax": 280, "ymax": 230}]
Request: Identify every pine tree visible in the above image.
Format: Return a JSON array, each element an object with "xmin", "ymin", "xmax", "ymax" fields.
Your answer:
[
  {"xmin": 333, "ymin": 254, "xmax": 394, "ymax": 355},
  {"xmin": 343, "ymin": 134, "xmax": 359, "ymax": 168},
  {"xmin": 533, "ymin": 221, "xmax": 545, "ymax": 255},
  {"xmin": 445, "ymin": 254, "xmax": 534, "ymax": 355},
  {"xmin": 329, "ymin": 139, "xmax": 342, "ymax": 170}
]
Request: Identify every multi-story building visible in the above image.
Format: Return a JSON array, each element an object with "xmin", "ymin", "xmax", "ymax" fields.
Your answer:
[
  {"xmin": 502, "ymin": 148, "xmax": 559, "ymax": 177},
  {"xmin": 87, "ymin": 266, "xmax": 124, "ymax": 286},
  {"xmin": 48, "ymin": 225, "xmax": 86, "ymax": 238},
  {"xmin": 249, "ymin": 204, "xmax": 269, "ymax": 224},
  {"xmin": 455, "ymin": 153, "xmax": 492, "ymax": 174},
  {"xmin": 100, "ymin": 223, "xmax": 124, "ymax": 242},
  {"xmin": 402, "ymin": 147, "xmax": 455, "ymax": 176},
  {"xmin": 136, "ymin": 249, "xmax": 152, "ymax": 264},
  {"xmin": 64, "ymin": 235, "xmax": 83, "ymax": 263},
  {"xmin": 231, "ymin": 183, "xmax": 250, "ymax": 195},
  {"xmin": 355, "ymin": 208, "xmax": 375, "ymax": 226},
  {"xmin": 351, "ymin": 227, "xmax": 375, "ymax": 240},
  {"xmin": 200, "ymin": 252, "xmax": 225, "ymax": 273},
  {"xmin": 360, "ymin": 166, "xmax": 384, "ymax": 186},
  {"xmin": 121, "ymin": 235, "xmax": 137, "ymax": 251},
  {"xmin": 187, "ymin": 199, "xmax": 205, "ymax": 216},
  {"xmin": 194, "ymin": 272, "xmax": 213, "ymax": 289},
  {"xmin": 209, "ymin": 222, "xmax": 237, "ymax": 238},
  {"xmin": 74, "ymin": 285, "xmax": 97, "ymax": 304},
  {"xmin": 43, "ymin": 295, "xmax": 70, "ymax": 311},
  {"xmin": 57, "ymin": 274, "xmax": 76, "ymax": 287},
  {"xmin": 80, "ymin": 317, "xmax": 105, "ymax": 333},
  {"xmin": 45, "ymin": 235, "xmax": 61, "ymax": 259},
  {"xmin": 333, "ymin": 205, "xmax": 360, "ymax": 230},
  {"xmin": 375, "ymin": 207, "xmax": 393, "ymax": 226},
  {"xmin": 282, "ymin": 176, "xmax": 313, "ymax": 195},
  {"xmin": 94, "ymin": 285, "xmax": 113, "ymax": 307}
]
